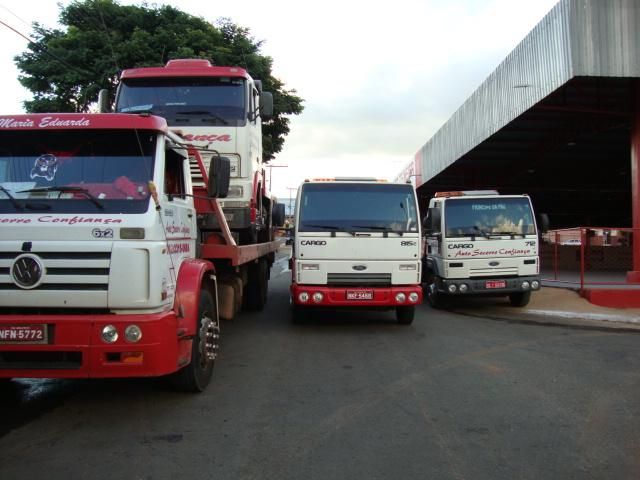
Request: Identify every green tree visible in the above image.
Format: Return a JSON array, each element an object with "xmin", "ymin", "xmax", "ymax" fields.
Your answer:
[{"xmin": 15, "ymin": 0, "xmax": 303, "ymax": 161}]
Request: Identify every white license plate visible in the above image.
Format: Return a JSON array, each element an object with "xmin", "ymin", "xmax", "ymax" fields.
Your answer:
[
  {"xmin": 346, "ymin": 290, "xmax": 374, "ymax": 300},
  {"xmin": 0, "ymin": 324, "xmax": 48, "ymax": 344},
  {"xmin": 486, "ymin": 280, "xmax": 506, "ymax": 289}
]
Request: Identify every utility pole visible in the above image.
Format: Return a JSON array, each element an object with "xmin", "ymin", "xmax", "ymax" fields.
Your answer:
[{"xmin": 286, "ymin": 187, "xmax": 297, "ymax": 223}]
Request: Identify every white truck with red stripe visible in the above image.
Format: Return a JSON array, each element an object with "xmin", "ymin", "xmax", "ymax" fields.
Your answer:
[
  {"xmin": 290, "ymin": 178, "xmax": 423, "ymax": 324},
  {"xmin": 422, "ymin": 190, "xmax": 541, "ymax": 308},
  {"xmin": 108, "ymin": 58, "xmax": 279, "ymax": 245},
  {"xmin": 0, "ymin": 113, "xmax": 282, "ymax": 391}
]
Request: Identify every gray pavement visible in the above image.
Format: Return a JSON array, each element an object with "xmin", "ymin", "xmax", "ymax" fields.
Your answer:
[{"xmin": 450, "ymin": 286, "xmax": 640, "ymax": 331}]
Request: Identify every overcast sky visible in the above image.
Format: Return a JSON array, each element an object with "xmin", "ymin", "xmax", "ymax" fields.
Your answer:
[{"xmin": 0, "ymin": 0, "xmax": 559, "ymax": 198}]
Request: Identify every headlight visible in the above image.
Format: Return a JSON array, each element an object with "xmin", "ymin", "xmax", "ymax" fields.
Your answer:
[
  {"xmin": 395, "ymin": 292, "xmax": 406, "ymax": 303},
  {"xmin": 408, "ymin": 292, "xmax": 420, "ymax": 303},
  {"xmin": 101, "ymin": 325, "xmax": 118, "ymax": 343},
  {"xmin": 448, "ymin": 284, "xmax": 458, "ymax": 294},
  {"xmin": 521, "ymin": 281, "xmax": 531, "ymax": 290},
  {"xmin": 227, "ymin": 185, "xmax": 244, "ymax": 198},
  {"xmin": 298, "ymin": 292, "xmax": 309, "ymax": 303},
  {"xmin": 399, "ymin": 264, "xmax": 417, "ymax": 271},
  {"xmin": 124, "ymin": 325, "xmax": 142, "ymax": 343},
  {"xmin": 312, "ymin": 292, "xmax": 324, "ymax": 303},
  {"xmin": 459, "ymin": 284, "xmax": 469, "ymax": 293},
  {"xmin": 531, "ymin": 280, "xmax": 540, "ymax": 290}
]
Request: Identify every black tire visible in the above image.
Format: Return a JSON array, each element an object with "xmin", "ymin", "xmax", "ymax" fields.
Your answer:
[
  {"xmin": 170, "ymin": 289, "xmax": 219, "ymax": 392},
  {"xmin": 509, "ymin": 291, "xmax": 531, "ymax": 307},
  {"xmin": 396, "ymin": 306, "xmax": 415, "ymax": 325},
  {"xmin": 426, "ymin": 276, "xmax": 448, "ymax": 309},
  {"xmin": 243, "ymin": 258, "xmax": 268, "ymax": 311},
  {"xmin": 239, "ymin": 227, "xmax": 258, "ymax": 246}
]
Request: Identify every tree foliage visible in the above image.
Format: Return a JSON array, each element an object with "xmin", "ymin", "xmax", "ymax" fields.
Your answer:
[{"xmin": 15, "ymin": 0, "xmax": 303, "ymax": 161}]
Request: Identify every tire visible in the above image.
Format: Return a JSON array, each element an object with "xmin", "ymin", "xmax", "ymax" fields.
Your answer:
[
  {"xmin": 239, "ymin": 227, "xmax": 258, "ymax": 246},
  {"xmin": 509, "ymin": 291, "xmax": 531, "ymax": 307},
  {"xmin": 396, "ymin": 306, "xmax": 415, "ymax": 325},
  {"xmin": 243, "ymin": 258, "xmax": 268, "ymax": 311},
  {"xmin": 170, "ymin": 289, "xmax": 219, "ymax": 392},
  {"xmin": 426, "ymin": 276, "xmax": 447, "ymax": 309}
]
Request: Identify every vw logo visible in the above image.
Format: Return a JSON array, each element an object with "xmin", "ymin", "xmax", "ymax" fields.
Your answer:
[
  {"xmin": 11, "ymin": 254, "xmax": 45, "ymax": 289},
  {"xmin": 352, "ymin": 265, "xmax": 367, "ymax": 271}
]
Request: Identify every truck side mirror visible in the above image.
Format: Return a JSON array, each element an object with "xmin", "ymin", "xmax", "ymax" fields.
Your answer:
[
  {"xmin": 539, "ymin": 213, "xmax": 550, "ymax": 234},
  {"xmin": 272, "ymin": 202, "xmax": 286, "ymax": 227},
  {"xmin": 423, "ymin": 208, "xmax": 441, "ymax": 235},
  {"xmin": 208, "ymin": 155, "xmax": 231, "ymax": 198},
  {"xmin": 260, "ymin": 92, "xmax": 273, "ymax": 120},
  {"xmin": 98, "ymin": 89, "xmax": 111, "ymax": 113}
]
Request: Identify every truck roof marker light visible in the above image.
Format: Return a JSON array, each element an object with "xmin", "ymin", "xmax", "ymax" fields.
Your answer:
[{"xmin": 434, "ymin": 190, "xmax": 500, "ymax": 198}]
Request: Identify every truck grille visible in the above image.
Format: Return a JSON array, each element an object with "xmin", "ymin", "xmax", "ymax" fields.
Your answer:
[
  {"xmin": 327, "ymin": 273, "xmax": 392, "ymax": 286},
  {"xmin": 0, "ymin": 251, "xmax": 111, "ymax": 292},
  {"xmin": 469, "ymin": 267, "xmax": 519, "ymax": 278}
]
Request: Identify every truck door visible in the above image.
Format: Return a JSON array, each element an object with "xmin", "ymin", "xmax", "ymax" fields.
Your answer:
[{"xmin": 162, "ymin": 150, "xmax": 197, "ymax": 277}]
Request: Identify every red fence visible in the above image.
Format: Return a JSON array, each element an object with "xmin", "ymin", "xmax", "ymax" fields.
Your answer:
[{"xmin": 541, "ymin": 227, "xmax": 639, "ymax": 290}]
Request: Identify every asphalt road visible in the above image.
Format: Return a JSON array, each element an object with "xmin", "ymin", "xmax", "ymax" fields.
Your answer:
[{"xmin": 1, "ymin": 258, "xmax": 639, "ymax": 480}]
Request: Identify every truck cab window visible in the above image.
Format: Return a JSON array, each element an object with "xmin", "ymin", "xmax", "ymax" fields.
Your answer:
[{"xmin": 165, "ymin": 152, "xmax": 186, "ymax": 199}]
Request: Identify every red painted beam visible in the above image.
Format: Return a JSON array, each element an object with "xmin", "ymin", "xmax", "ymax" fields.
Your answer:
[{"xmin": 627, "ymin": 81, "xmax": 640, "ymax": 283}]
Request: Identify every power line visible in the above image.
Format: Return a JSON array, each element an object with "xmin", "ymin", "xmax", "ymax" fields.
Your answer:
[{"xmin": 0, "ymin": 18, "xmax": 94, "ymax": 77}]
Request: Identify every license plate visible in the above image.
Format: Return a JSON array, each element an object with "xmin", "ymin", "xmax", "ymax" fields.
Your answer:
[
  {"xmin": 0, "ymin": 324, "xmax": 48, "ymax": 344},
  {"xmin": 486, "ymin": 280, "xmax": 506, "ymax": 289},
  {"xmin": 346, "ymin": 290, "xmax": 374, "ymax": 300}
]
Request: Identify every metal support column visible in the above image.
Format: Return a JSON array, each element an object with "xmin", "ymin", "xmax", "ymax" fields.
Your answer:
[{"xmin": 627, "ymin": 81, "xmax": 640, "ymax": 283}]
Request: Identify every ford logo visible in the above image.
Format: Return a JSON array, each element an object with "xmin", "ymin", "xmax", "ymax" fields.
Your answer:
[
  {"xmin": 352, "ymin": 265, "xmax": 367, "ymax": 271},
  {"xmin": 489, "ymin": 261, "xmax": 500, "ymax": 266}
]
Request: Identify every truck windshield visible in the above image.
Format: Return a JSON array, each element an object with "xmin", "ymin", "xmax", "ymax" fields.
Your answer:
[
  {"xmin": 298, "ymin": 183, "xmax": 419, "ymax": 233},
  {"xmin": 116, "ymin": 77, "xmax": 246, "ymax": 126},
  {"xmin": 444, "ymin": 197, "xmax": 536, "ymax": 237},
  {"xmin": 0, "ymin": 130, "xmax": 155, "ymax": 214}
]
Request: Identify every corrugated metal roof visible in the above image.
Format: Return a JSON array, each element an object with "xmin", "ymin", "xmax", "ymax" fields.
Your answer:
[{"xmin": 408, "ymin": 0, "xmax": 640, "ymax": 187}]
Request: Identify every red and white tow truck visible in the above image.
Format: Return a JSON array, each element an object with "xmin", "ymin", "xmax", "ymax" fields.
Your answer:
[{"xmin": 0, "ymin": 113, "xmax": 283, "ymax": 391}]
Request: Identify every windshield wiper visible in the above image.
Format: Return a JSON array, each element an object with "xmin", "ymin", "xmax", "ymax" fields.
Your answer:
[
  {"xmin": 352, "ymin": 225, "xmax": 404, "ymax": 236},
  {"xmin": 0, "ymin": 186, "xmax": 23, "ymax": 210},
  {"xmin": 176, "ymin": 111, "xmax": 229, "ymax": 125},
  {"xmin": 18, "ymin": 186, "xmax": 104, "ymax": 210},
  {"xmin": 302, "ymin": 224, "xmax": 358, "ymax": 237},
  {"xmin": 489, "ymin": 231, "xmax": 525, "ymax": 238}
]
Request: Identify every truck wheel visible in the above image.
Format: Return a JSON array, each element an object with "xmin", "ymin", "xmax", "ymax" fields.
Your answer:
[
  {"xmin": 508, "ymin": 291, "xmax": 531, "ymax": 307},
  {"xmin": 239, "ymin": 227, "xmax": 258, "ymax": 245},
  {"xmin": 396, "ymin": 306, "xmax": 415, "ymax": 325},
  {"xmin": 170, "ymin": 289, "xmax": 219, "ymax": 392},
  {"xmin": 243, "ymin": 258, "xmax": 268, "ymax": 311},
  {"xmin": 426, "ymin": 278, "xmax": 447, "ymax": 309}
]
